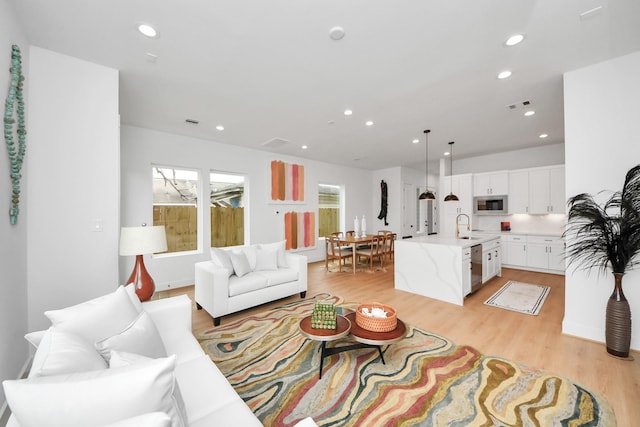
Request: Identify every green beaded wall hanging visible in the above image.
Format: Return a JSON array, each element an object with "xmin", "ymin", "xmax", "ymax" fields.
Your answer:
[{"xmin": 4, "ymin": 44, "xmax": 26, "ymax": 225}]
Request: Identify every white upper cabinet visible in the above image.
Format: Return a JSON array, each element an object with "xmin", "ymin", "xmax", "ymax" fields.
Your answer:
[
  {"xmin": 440, "ymin": 174, "xmax": 473, "ymax": 237},
  {"xmin": 528, "ymin": 166, "xmax": 566, "ymax": 214},
  {"xmin": 473, "ymin": 171, "xmax": 509, "ymax": 196},
  {"xmin": 508, "ymin": 170, "xmax": 529, "ymax": 214}
]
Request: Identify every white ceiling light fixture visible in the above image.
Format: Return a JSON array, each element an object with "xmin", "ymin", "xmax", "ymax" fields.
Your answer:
[
  {"xmin": 497, "ymin": 70, "xmax": 512, "ymax": 79},
  {"xmin": 138, "ymin": 24, "xmax": 158, "ymax": 38},
  {"xmin": 365, "ymin": 120, "xmax": 374, "ymax": 126},
  {"xmin": 539, "ymin": 133, "xmax": 548, "ymax": 138},
  {"xmin": 412, "ymin": 139, "xmax": 419, "ymax": 144},
  {"xmin": 302, "ymin": 145, "xmax": 308, "ymax": 150},
  {"xmin": 216, "ymin": 125, "xmax": 224, "ymax": 131},
  {"xmin": 505, "ymin": 34, "xmax": 524, "ymax": 46},
  {"xmin": 344, "ymin": 109, "xmax": 353, "ymax": 116},
  {"xmin": 524, "ymin": 110, "xmax": 536, "ymax": 117}
]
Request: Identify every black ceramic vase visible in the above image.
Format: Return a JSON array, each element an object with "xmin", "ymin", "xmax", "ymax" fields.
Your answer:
[{"xmin": 605, "ymin": 273, "xmax": 632, "ymax": 358}]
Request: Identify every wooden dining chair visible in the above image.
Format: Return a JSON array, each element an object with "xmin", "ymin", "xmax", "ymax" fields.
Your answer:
[
  {"xmin": 355, "ymin": 235, "xmax": 384, "ymax": 271},
  {"xmin": 325, "ymin": 235, "xmax": 351, "ymax": 272}
]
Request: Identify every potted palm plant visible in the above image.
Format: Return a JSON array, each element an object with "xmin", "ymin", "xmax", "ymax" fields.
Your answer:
[{"xmin": 564, "ymin": 164, "xmax": 640, "ymax": 358}]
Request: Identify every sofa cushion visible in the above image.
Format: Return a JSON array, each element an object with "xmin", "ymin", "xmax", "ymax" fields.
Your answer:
[
  {"xmin": 258, "ymin": 240, "xmax": 289, "ymax": 268},
  {"xmin": 254, "ymin": 246, "xmax": 278, "ymax": 271},
  {"xmin": 239, "ymin": 245, "xmax": 258, "ymax": 270},
  {"xmin": 209, "ymin": 247, "xmax": 234, "ymax": 277},
  {"xmin": 29, "ymin": 328, "xmax": 107, "ymax": 378},
  {"xmin": 228, "ymin": 273, "xmax": 269, "ymax": 297},
  {"xmin": 3, "ymin": 355, "xmax": 186, "ymax": 427},
  {"xmin": 229, "ymin": 251, "xmax": 252, "ymax": 277},
  {"xmin": 102, "ymin": 412, "xmax": 172, "ymax": 427},
  {"xmin": 257, "ymin": 268, "xmax": 299, "ymax": 287},
  {"xmin": 24, "ymin": 330, "xmax": 47, "ymax": 349},
  {"xmin": 44, "ymin": 285, "xmax": 140, "ymax": 344},
  {"xmin": 95, "ymin": 311, "xmax": 167, "ymax": 362}
]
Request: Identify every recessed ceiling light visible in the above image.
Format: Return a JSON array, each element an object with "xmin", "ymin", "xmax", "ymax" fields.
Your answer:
[
  {"xmin": 412, "ymin": 139, "xmax": 419, "ymax": 144},
  {"xmin": 216, "ymin": 125, "xmax": 224, "ymax": 131},
  {"xmin": 497, "ymin": 70, "xmax": 512, "ymax": 79},
  {"xmin": 539, "ymin": 133, "xmax": 548, "ymax": 138},
  {"xmin": 329, "ymin": 26, "xmax": 346, "ymax": 41},
  {"xmin": 138, "ymin": 24, "xmax": 158, "ymax": 38},
  {"xmin": 302, "ymin": 145, "xmax": 308, "ymax": 150},
  {"xmin": 524, "ymin": 110, "xmax": 535, "ymax": 117},
  {"xmin": 505, "ymin": 34, "xmax": 524, "ymax": 46},
  {"xmin": 365, "ymin": 120, "xmax": 374, "ymax": 126},
  {"xmin": 344, "ymin": 109, "xmax": 353, "ymax": 116},
  {"xmin": 444, "ymin": 151, "xmax": 450, "ymax": 156}
]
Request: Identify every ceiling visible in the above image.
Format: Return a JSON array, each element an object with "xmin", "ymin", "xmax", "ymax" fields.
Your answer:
[{"xmin": 8, "ymin": 0, "xmax": 640, "ymax": 170}]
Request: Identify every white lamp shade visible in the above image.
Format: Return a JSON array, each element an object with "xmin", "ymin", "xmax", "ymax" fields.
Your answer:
[{"xmin": 119, "ymin": 226, "xmax": 168, "ymax": 256}]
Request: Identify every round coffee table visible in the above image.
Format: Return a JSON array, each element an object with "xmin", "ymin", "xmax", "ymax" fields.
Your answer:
[
  {"xmin": 299, "ymin": 310, "xmax": 407, "ymax": 379},
  {"xmin": 299, "ymin": 315, "xmax": 351, "ymax": 379}
]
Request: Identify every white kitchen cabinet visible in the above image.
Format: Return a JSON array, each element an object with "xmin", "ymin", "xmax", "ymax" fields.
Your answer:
[
  {"xmin": 482, "ymin": 238, "xmax": 502, "ymax": 283},
  {"xmin": 527, "ymin": 236, "xmax": 565, "ymax": 272},
  {"xmin": 462, "ymin": 247, "xmax": 472, "ymax": 296},
  {"xmin": 473, "ymin": 171, "xmax": 509, "ymax": 196},
  {"xmin": 505, "ymin": 235, "xmax": 527, "ymax": 267},
  {"xmin": 440, "ymin": 174, "xmax": 473, "ymax": 237},
  {"xmin": 528, "ymin": 166, "xmax": 565, "ymax": 214},
  {"xmin": 508, "ymin": 170, "xmax": 529, "ymax": 214}
]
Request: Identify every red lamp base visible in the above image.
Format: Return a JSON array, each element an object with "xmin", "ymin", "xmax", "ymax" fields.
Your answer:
[{"xmin": 126, "ymin": 254, "xmax": 155, "ymax": 302}]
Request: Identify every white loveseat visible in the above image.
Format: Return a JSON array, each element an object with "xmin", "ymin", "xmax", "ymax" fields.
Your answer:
[
  {"xmin": 195, "ymin": 241, "xmax": 308, "ymax": 325},
  {"xmin": 3, "ymin": 285, "xmax": 317, "ymax": 427}
]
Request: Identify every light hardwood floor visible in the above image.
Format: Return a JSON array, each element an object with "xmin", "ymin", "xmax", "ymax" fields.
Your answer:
[{"xmin": 166, "ymin": 260, "xmax": 640, "ymax": 426}]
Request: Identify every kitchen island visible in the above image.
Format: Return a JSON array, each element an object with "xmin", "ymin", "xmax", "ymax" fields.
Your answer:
[{"xmin": 394, "ymin": 234, "xmax": 501, "ymax": 306}]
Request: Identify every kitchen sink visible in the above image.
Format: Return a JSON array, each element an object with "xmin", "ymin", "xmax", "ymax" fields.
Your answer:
[{"xmin": 459, "ymin": 236, "xmax": 482, "ymax": 240}]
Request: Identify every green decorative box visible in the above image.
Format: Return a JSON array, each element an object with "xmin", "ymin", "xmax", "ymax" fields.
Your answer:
[{"xmin": 311, "ymin": 301, "xmax": 337, "ymax": 329}]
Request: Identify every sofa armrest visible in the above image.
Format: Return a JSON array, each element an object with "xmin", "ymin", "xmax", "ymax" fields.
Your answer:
[
  {"xmin": 195, "ymin": 261, "xmax": 231, "ymax": 318},
  {"xmin": 286, "ymin": 253, "xmax": 308, "ymax": 290},
  {"xmin": 142, "ymin": 294, "xmax": 192, "ymax": 334}
]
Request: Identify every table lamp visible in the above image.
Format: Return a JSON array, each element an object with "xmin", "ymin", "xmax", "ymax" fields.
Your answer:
[{"xmin": 119, "ymin": 225, "xmax": 168, "ymax": 301}]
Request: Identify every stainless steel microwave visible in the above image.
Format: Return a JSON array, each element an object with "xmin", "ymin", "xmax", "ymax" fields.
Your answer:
[{"xmin": 473, "ymin": 196, "xmax": 508, "ymax": 214}]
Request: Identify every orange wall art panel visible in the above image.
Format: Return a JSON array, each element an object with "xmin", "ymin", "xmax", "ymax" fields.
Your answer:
[
  {"xmin": 284, "ymin": 211, "xmax": 316, "ymax": 250},
  {"xmin": 271, "ymin": 160, "xmax": 304, "ymax": 202}
]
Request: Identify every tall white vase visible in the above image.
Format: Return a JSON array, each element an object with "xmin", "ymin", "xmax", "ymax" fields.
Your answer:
[
  {"xmin": 361, "ymin": 215, "xmax": 367, "ymax": 237},
  {"xmin": 354, "ymin": 216, "xmax": 360, "ymax": 235}
]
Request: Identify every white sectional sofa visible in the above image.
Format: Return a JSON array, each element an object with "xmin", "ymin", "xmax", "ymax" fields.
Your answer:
[
  {"xmin": 195, "ymin": 241, "xmax": 308, "ymax": 325},
  {"xmin": 3, "ymin": 285, "xmax": 317, "ymax": 427}
]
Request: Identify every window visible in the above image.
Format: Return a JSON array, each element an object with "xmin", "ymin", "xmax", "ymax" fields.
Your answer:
[
  {"xmin": 152, "ymin": 167, "xmax": 199, "ymax": 253},
  {"xmin": 210, "ymin": 172, "xmax": 245, "ymax": 247},
  {"xmin": 318, "ymin": 184, "xmax": 341, "ymax": 238}
]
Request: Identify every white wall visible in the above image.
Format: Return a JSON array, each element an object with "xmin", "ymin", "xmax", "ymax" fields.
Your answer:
[
  {"xmin": 26, "ymin": 48, "xmax": 120, "ymax": 331},
  {"xmin": 0, "ymin": 0, "xmax": 29, "ymax": 412},
  {"xmin": 563, "ymin": 50, "xmax": 640, "ymax": 349},
  {"xmin": 120, "ymin": 125, "xmax": 372, "ymax": 289},
  {"xmin": 453, "ymin": 143, "xmax": 565, "ymax": 174}
]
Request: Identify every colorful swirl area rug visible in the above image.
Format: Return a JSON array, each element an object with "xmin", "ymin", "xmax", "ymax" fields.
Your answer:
[{"xmin": 196, "ymin": 294, "xmax": 615, "ymax": 427}]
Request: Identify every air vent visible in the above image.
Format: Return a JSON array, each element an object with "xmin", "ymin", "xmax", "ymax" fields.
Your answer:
[
  {"xmin": 185, "ymin": 119, "xmax": 199, "ymax": 125},
  {"xmin": 262, "ymin": 137, "xmax": 290, "ymax": 148}
]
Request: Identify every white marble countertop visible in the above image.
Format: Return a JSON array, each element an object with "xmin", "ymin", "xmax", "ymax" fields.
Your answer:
[
  {"xmin": 471, "ymin": 229, "xmax": 564, "ymax": 237},
  {"xmin": 406, "ymin": 233, "xmax": 500, "ymax": 248}
]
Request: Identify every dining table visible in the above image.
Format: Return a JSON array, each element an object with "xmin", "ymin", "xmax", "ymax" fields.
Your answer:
[{"xmin": 338, "ymin": 234, "xmax": 379, "ymax": 274}]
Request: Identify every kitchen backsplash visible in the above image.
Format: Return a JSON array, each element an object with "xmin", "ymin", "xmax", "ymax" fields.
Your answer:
[{"xmin": 472, "ymin": 213, "xmax": 566, "ymax": 236}]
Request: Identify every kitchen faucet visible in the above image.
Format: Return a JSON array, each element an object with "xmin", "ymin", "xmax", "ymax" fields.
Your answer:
[{"xmin": 455, "ymin": 213, "xmax": 470, "ymax": 238}]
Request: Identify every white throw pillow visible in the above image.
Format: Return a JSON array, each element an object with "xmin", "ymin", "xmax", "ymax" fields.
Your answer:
[
  {"xmin": 209, "ymin": 247, "xmax": 234, "ymax": 277},
  {"xmin": 241, "ymin": 245, "xmax": 258, "ymax": 270},
  {"xmin": 109, "ymin": 351, "xmax": 187, "ymax": 426},
  {"xmin": 254, "ymin": 246, "xmax": 278, "ymax": 271},
  {"xmin": 229, "ymin": 251, "xmax": 251, "ymax": 277},
  {"xmin": 259, "ymin": 240, "xmax": 289, "ymax": 268},
  {"xmin": 124, "ymin": 283, "xmax": 144, "ymax": 313},
  {"xmin": 95, "ymin": 312, "xmax": 167, "ymax": 362},
  {"xmin": 3, "ymin": 355, "xmax": 186, "ymax": 427},
  {"xmin": 29, "ymin": 328, "xmax": 107, "ymax": 378},
  {"xmin": 45, "ymin": 286, "xmax": 140, "ymax": 344},
  {"xmin": 101, "ymin": 412, "xmax": 172, "ymax": 427},
  {"xmin": 24, "ymin": 330, "xmax": 47, "ymax": 349}
]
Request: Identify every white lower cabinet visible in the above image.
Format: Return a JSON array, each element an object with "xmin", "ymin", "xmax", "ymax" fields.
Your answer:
[
  {"xmin": 482, "ymin": 238, "xmax": 502, "ymax": 283},
  {"xmin": 503, "ymin": 234, "xmax": 565, "ymax": 274},
  {"xmin": 462, "ymin": 247, "xmax": 472, "ymax": 296}
]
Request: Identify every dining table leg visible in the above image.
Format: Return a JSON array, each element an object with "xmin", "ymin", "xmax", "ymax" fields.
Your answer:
[{"xmin": 352, "ymin": 243, "xmax": 357, "ymax": 274}]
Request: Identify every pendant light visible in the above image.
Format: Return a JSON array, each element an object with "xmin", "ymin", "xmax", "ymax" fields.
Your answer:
[
  {"xmin": 444, "ymin": 141, "xmax": 459, "ymax": 202},
  {"xmin": 418, "ymin": 129, "xmax": 436, "ymax": 200}
]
